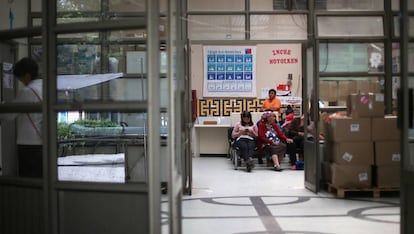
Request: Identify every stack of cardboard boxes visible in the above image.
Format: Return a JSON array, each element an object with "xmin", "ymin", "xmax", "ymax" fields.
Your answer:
[{"xmin": 322, "ymin": 93, "xmax": 400, "ymax": 189}]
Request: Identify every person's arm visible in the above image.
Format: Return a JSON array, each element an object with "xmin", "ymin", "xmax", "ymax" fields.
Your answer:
[
  {"xmin": 232, "ymin": 122, "xmax": 242, "ymax": 139},
  {"xmin": 274, "ymin": 123, "xmax": 293, "ymax": 143},
  {"xmin": 251, "ymin": 125, "xmax": 258, "ymax": 138}
]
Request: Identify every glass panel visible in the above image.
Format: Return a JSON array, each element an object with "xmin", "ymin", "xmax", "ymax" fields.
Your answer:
[
  {"xmin": 188, "ymin": 15, "xmax": 245, "ymax": 40},
  {"xmin": 107, "ymin": 17, "xmax": 166, "ymax": 40},
  {"xmin": 109, "ymin": 0, "xmax": 145, "ymax": 11},
  {"xmin": 318, "ymin": 0, "xmax": 383, "ymax": 11},
  {"xmin": 57, "ymin": 0, "xmax": 101, "ymax": 12},
  {"xmin": 391, "ymin": 0, "xmax": 399, "ymax": 10},
  {"xmin": 108, "ymin": 0, "xmax": 168, "ymax": 13},
  {"xmin": 394, "ymin": 16, "xmax": 414, "ymax": 38},
  {"xmin": 392, "ymin": 43, "xmax": 400, "ymax": 74},
  {"xmin": 410, "ymin": 17, "xmax": 414, "ymax": 38},
  {"xmin": 394, "ymin": 16, "xmax": 399, "ymax": 38},
  {"xmin": 319, "ymin": 77, "xmax": 383, "ymax": 106},
  {"xmin": 109, "ymin": 29, "xmax": 146, "ymax": 40},
  {"xmin": 55, "ymin": 44, "xmax": 101, "ymax": 74},
  {"xmin": 57, "ymin": 31, "xmax": 100, "ymax": 39},
  {"xmin": 319, "ymin": 43, "xmax": 384, "ymax": 73},
  {"xmin": 410, "ymin": 43, "xmax": 414, "ymax": 73},
  {"xmin": 392, "ymin": 44, "xmax": 414, "ymax": 73},
  {"xmin": 251, "ymin": 0, "xmax": 307, "ymax": 11},
  {"xmin": 56, "ymin": 112, "xmax": 168, "ymax": 183},
  {"xmin": 318, "ymin": 16, "xmax": 383, "ymax": 37},
  {"xmin": 31, "ymin": 0, "xmax": 42, "ymax": 12},
  {"xmin": 187, "ymin": 0, "xmax": 244, "ymax": 11},
  {"xmin": 57, "ymin": 17, "xmax": 100, "ymax": 24},
  {"xmin": 57, "ymin": 76, "xmax": 168, "ymax": 106},
  {"xmin": 250, "ymin": 14, "xmax": 307, "ymax": 40},
  {"xmin": 32, "ymin": 18, "xmax": 42, "ymax": 27},
  {"xmin": 0, "ymin": 56, "xmax": 43, "ymax": 178}
]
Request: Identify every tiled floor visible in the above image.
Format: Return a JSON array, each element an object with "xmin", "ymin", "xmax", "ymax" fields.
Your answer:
[{"xmin": 181, "ymin": 156, "xmax": 400, "ymax": 234}]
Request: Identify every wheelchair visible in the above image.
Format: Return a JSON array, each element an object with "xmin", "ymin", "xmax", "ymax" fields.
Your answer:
[{"xmin": 228, "ymin": 127, "xmax": 268, "ymax": 170}]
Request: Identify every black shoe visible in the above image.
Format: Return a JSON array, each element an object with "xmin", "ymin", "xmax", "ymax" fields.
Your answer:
[
  {"xmin": 246, "ymin": 158, "xmax": 255, "ymax": 172},
  {"xmin": 258, "ymin": 158, "xmax": 264, "ymax": 164}
]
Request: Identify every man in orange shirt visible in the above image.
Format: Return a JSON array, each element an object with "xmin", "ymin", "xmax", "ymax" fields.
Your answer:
[{"xmin": 261, "ymin": 89, "xmax": 281, "ymax": 118}]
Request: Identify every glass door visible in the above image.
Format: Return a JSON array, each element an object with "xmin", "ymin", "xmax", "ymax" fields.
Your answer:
[{"xmin": 399, "ymin": 0, "xmax": 414, "ymax": 232}]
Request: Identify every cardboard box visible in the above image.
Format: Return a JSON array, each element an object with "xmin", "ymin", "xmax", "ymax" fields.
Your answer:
[
  {"xmin": 374, "ymin": 141, "xmax": 401, "ymax": 165},
  {"xmin": 330, "ymin": 141, "xmax": 374, "ymax": 165},
  {"xmin": 331, "ymin": 163, "xmax": 372, "ymax": 188},
  {"xmin": 371, "ymin": 116, "xmax": 400, "ymax": 141},
  {"xmin": 347, "ymin": 93, "xmax": 385, "ymax": 118},
  {"xmin": 375, "ymin": 165, "xmax": 400, "ymax": 188},
  {"xmin": 327, "ymin": 117, "xmax": 371, "ymax": 142},
  {"xmin": 319, "ymin": 81, "xmax": 338, "ymax": 102}
]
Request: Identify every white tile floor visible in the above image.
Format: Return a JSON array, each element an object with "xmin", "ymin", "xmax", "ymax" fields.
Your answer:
[{"xmin": 181, "ymin": 156, "xmax": 400, "ymax": 234}]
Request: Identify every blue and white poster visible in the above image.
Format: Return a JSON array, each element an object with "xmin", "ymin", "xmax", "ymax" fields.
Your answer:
[{"xmin": 203, "ymin": 46, "xmax": 256, "ymax": 97}]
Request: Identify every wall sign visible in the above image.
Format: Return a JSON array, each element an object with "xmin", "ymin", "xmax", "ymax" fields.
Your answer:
[{"xmin": 203, "ymin": 46, "xmax": 256, "ymax": 97}]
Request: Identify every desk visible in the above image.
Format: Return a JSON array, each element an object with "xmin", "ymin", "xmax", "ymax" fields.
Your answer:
[{"xmin": 192, "ymin": 124, "xmax": 231, "ymax": 157}]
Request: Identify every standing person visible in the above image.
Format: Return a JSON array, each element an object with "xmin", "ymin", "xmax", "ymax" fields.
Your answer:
[
  {"xmin": 260, "ymin": 89, "xmax": 282, "ymax": 119},
  {"xmin": 258, "ymin": 111, "xmax": 293, "ymax": 171},
  {"xmin": 232, "ymin": 111, "xmax": 258, "ymax": 172},
  {"xmin": 0, "ymin": 57, "xmax": 43, "ymax": 177}
]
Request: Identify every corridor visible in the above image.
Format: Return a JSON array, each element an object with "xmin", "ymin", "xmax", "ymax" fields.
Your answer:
[{"xmin": 176, "ymin": 157, "xmax": 400, "ymax": 234}]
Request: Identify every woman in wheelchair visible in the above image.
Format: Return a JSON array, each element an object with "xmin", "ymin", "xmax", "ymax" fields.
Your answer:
[
  {"xmin": 258, "ymin": 111, "xmax": 293, "ymax": 171},
  {"xmin": 231, "ymin": 111, "xmax": 258, "ymax": 172}
]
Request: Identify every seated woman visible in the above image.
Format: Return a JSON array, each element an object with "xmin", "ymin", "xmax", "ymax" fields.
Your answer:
[
  {"xmin": 282, "ymin": 115, "xmax": 305, "ymax": 170},
  {"xmin": 258, "ymin": 111, "xmax": 293, "ymax": 171},
  {"xmin": 231, "ymin": 111, "xmax": 258, "ymax": 172}
]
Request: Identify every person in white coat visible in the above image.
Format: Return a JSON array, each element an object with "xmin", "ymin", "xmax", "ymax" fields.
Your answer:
[{"xmin": 0, "ymin": 57, "xmax": 43, "ymax": 177}]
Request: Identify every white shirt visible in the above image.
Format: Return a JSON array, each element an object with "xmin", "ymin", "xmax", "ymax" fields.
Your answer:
[{"xmin": 0, "ymin": 79, "xmax": 43, "ymax": 145}]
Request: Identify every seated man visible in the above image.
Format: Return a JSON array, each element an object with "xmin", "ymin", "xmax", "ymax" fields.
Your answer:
[{"xmin": 282, "ymin": 116, "xmax": 305, "ymax": 170}]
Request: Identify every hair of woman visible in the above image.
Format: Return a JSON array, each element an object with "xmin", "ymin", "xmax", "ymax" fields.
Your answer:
[{"xmin": 240, "ymin": 111, "xmax": 253, "ymax": 126}]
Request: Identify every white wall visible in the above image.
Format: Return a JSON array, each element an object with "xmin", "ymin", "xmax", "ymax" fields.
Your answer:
[{"xmin": 191, "ymin": 43, "xmax": 302, "ymax": 99}]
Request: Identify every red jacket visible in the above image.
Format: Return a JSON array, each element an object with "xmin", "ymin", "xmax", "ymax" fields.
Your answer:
[{"xmin": 257, "ymin": 121, "xmax": 288, "ymax": 153}]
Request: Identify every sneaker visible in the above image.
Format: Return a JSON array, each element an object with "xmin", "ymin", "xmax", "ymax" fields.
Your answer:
[
  {"xmin": 246, "ymin": 158, "xmax": 255, "ymax": 172},
  {"xmin": 291, "ymin": 164, "xmax": 297, "ymax": 170},
  {"xmin": 274, "ymin": 165, "xmax": 282, "ymax": 172}
]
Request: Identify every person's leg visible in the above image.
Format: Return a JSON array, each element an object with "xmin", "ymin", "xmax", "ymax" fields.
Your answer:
[
  {"xmin": 286, "ymin": 142, "xmax": 297, "ymax": 166},
  {"xmin": 236, "ymin": 139, "xmax": 249, "ymax": 161},
  {"xmin": 18, "ymin": 145, "xmax": 42, "ymax": 178}
]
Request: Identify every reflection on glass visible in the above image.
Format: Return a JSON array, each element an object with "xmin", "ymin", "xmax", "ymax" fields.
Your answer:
[
  {"xmin": 188, "ymin": 15, "xmax": 245, "ymax": 40},
  {"xmin": 319, "ymin": 43, "xmax": 384, "ymax": 73},
  {"xmin": 57, "ymin": 44, "xmax": 101, "ymax": 74},
  {"xmin": 319, "ymin": 77, "xmax": 382, "ymax": 106},
  {"xmin": 316, "ymin": 0, "xmax": 383, "ymax": 10},
  {"xmin": 57, "ymin": 0, "xmax": 101, "ymax": 12},
  {"xmin": 56, "ymin": 112, "xmax": 168, "ymax": 183},
  {"xmin": 250, "ymin": 14, "xmax": 307, "ymax": 40},
  {"xmin": 57, "ymin": 17, "xmax": 99, "ymax": 25},
  {"xmin": 108, "ymin": 0, "xmax": 167, "ymax": 12},
  {"xmin": 188, "ymin": 0, "xmax": 244, "ymax": 11},
  {"xmin": 318, "ymin": 16, "xmax": 383, "ymax": 37}
]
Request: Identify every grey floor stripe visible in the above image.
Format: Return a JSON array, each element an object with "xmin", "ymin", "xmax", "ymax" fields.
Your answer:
[{"xmin": 250, "ymin": 196, "xmax": 284, "ymax": 234}]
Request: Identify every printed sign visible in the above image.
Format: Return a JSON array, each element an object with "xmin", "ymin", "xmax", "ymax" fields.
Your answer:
[{"xmin": 203, "ymin": 46, "xmax": 256, "ymax": 97}]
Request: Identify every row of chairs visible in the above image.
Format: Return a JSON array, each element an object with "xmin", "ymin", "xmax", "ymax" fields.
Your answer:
[{"xmin": 227, "ymin": 127, "xmax": 304, "ymax": 171}]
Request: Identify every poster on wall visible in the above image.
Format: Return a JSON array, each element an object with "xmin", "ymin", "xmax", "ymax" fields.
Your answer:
[{"xmin": 203, "ymin": 46, "xmax": 256, "ymax": 97}]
